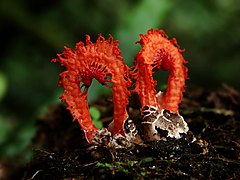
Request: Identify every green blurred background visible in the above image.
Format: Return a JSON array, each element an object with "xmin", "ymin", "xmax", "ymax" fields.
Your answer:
[{"xmin": 0, "ymin": 0, "xmax": 239, "ymax": 161}]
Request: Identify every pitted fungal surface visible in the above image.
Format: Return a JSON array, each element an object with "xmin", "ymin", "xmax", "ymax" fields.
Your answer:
[
  {"xmin": 123, "ymin": 118, "xmax": 143, "ymax": 145},
  {"xmin": 91, "ymin": 128, "xmax": 112, "ymax": 147},
  {"xmin": 156, "ymin": 110, "xmax": 189, "ymax": 139},
  {"xmin": 141, "ymin": 106, "xmax": 189, "ymax": 141}
]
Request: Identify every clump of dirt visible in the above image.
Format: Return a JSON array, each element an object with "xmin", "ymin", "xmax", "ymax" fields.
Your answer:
[{"xmin": 4, "ymin": 84, "xmax": 240, "ymax": 179}]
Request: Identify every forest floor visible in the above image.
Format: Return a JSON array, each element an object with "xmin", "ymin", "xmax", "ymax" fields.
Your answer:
[{"xmin": 3, "ymin": 84, "xmax": 240, "ymax": 179}]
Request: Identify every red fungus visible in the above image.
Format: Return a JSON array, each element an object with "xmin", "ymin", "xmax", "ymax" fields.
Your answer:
[
  {"xmin": 52, "ymin": 34, "xmax": 131, "ymax": 142},
  {"xmin": 133, "ymin": 29, "xmax": 188, "ymax": 113},
  {"xmin": 132, "ymin": 29, "xmax": 189, "ymax": 141},
  {"xmin": 52, "ymin": 28, "xmax": 189, "ymax": 144}
]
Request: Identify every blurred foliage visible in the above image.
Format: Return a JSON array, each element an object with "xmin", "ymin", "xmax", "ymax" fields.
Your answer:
[
  {"xmin": 0, "ymin": 0, "xmax": 239, "ymax": 162},
  {"xmin": 0, "ymin": 72, "xmax": 7, "ymax": 101},
  {"xmin": 0, "ymin": 115, "xmax": 35, "ymax": 162},
  {"xmin": 90, "ymin": 106, "xmax": 103, "ymax": 129},
  {"xmin": 166, "ymin": 0, "xmax": 240, "ymax": 87}
]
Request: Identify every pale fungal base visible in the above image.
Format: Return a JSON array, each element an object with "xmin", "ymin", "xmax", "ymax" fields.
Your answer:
[
  {"xmin": 141, "ymin": 106, "xmax": 162, "ymax": 141},
  {"xmin": 141, "ymin": 106, "xmax": 189, "ymax": 141},
  {"xmin": 123, "ymin": 118, "xmax": 143, "ymax": 145},
  {"xmin": 90, "ymin": 117, "xmax": 143, "ymax": 150},
  {"xmin": 91, "ymin": 128, "xmax": 112, "ymax": 147},
  {"xmin": 89, "ymin": 109, "xmax": 189, "ymax": 148}
]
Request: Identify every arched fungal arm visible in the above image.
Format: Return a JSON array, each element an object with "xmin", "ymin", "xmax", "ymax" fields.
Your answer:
[{"xmin": 52, "ymin": 34, "xmax": 131, "ymax": 142}]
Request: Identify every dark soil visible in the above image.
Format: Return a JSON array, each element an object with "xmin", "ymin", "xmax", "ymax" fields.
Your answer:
[{"xmin": 4, "ymin": 84, "xmax": 240, "ymax": 179}]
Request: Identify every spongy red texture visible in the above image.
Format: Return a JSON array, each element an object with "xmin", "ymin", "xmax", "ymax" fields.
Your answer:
[
  {"xmin": 52, "ymin": 29, "xmax": 188, "ymax": 142},
  {"xmin": 52, "ymin": 34, "xmax": 131, "ymax": 141},
  {"xmin": 133, "ymin": 29, "xmax": 188, "ymax": 113}
]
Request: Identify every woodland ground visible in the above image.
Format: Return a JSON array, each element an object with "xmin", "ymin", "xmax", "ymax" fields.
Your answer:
[{"xmin": 2, "ymin": 84, "xmax": 240, "ymax": 179}]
